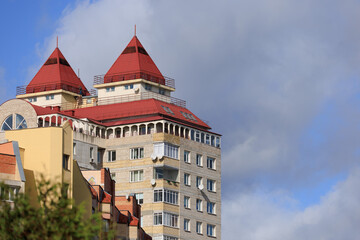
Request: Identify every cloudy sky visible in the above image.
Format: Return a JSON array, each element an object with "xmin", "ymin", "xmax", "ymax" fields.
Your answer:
[{"xmin": 1, "ymin": 0, "xmax": 360, "ymax": 239}]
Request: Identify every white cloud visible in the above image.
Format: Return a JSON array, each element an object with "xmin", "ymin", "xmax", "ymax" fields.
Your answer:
[
  {"xmin": 223, "ymin": 168, "xmax": 360, "ymax": 240},
  {"xmin": 33, "ymin": 0, "xmax": 360, "ymax": 186}
]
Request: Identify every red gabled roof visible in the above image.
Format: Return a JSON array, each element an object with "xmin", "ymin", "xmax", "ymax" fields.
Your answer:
[
  {"xmin": 104, "ymin": 36, "xmax": 165, "ymax": 84},
  {"xmin": 26, "ymin": 47, "xmax": 90, "ymax": 96},
  {"xmin": 67, "ymin": 98, "xmax": 210, "ymax": 129}
]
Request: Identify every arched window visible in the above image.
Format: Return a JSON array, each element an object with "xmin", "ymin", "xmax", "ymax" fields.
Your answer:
[{"xmin": 1, "ymin": 114, "xmax": 27, "ymax": 131}]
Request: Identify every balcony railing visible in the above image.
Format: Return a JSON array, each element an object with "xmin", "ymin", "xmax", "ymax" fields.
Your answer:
[
  {"xmin": 33, "ymin": 92, "xmax": 186, "ymax": 112},
  {"xmin": 93, "ymin": 71, "xmax": 175, "ymax": 89},
  {"xmin": 16, "ymin": 83, "xmax": 92, "ymax": 96},
  {"xmin": 97, "ymin": 92, "xmax": 186, "ymax": 108}
]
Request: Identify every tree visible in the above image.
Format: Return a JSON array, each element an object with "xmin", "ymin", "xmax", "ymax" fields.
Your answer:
[{"xmin": 0, "ymin": 177, "xmax": 112, "ymax": 240}]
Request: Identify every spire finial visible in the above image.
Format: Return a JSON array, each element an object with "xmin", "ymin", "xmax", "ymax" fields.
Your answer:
[
  {"xmin": 56, "ymin": 36, "xmax": 58, "ymax": 48},
  {"xmin": 134, "ymin": 24, "xmax": 136, "ymax": 36}
]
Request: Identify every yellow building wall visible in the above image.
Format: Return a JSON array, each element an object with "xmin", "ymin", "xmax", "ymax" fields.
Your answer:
[
  {"xmin": 5, "ymin": 122, "xmax": 93, "ymax": 213},
  {"xmin": 72, "ymin": 160, "xmax": 93, "ymax": 219}
]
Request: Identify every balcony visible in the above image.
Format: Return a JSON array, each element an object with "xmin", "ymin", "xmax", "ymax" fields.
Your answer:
[
  {"xmin": 16, "ymin": 83, "xmax": 95, "ymax": 96},
  {"xmin": 98, "ymin": 92, "xmax": 186, "ymax": 108},
  {"xmin": 94, "ymin": 71, "xmax": 175, "ymax": 89}
]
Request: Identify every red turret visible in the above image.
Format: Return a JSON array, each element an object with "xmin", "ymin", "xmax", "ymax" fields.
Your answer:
[
  {"xmin": 26, "ymin": 47, "xmax": 89, "ymax": 96},
  {"xmin": 104, "ymin": 36, "xmax": 165, "ymax": 85}
]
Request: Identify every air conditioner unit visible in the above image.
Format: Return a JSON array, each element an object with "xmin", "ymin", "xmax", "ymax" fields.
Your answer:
[{"xmin": 151, "ymin": 179, "xmax": 156, "ymax": 186}]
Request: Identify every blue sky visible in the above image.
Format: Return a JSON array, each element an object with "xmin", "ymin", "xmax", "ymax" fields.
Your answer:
[{"xmin": 1, "ymin": 0, "xmax": 360, "ymax": 239}]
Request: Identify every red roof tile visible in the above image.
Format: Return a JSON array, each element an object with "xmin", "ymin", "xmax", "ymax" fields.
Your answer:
[
  {"xmin": 26, "ymin": 47, "xmax": 90, "ymax": 96},
  {"xmin": 129, "ymin": 216, "xmax": 139, "ymax": 226},
  {"xmin": 102, "ymin": 191, "xmax": 112, "ymax": 203},
  {"xmin": 104, "ymin": 36, "xmax": 165, "ymax": 84},
  {"xmin": 68, "ymin": 99, "xmax": 210, "ymax": 129}
]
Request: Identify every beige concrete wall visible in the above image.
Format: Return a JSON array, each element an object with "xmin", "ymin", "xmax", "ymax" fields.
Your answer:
[
  {"xmin": 0, "ymin": 99, "xmax": 38, "ymax": 131},
  {"xmin": 102, "ymin": 131, "xmax": 221, "ymax": 239}
]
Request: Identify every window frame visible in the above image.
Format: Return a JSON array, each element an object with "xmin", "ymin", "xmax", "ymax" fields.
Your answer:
[
  {"xmin": 207, "ymin": 179, "xmax": 216, "ymax": 192},
  {"xmin": 130, "ymin": 170, "xmax": 144, "ymax": 182},
  {"xmin": 184, "ymin": 218, "xmax": 190, "ymax": 232},
  {"xmin": 183, "ymin": 150, "xmax": 190, "ymax": 163},
  {"xmin": 184, "ymin": 196, "xmax": 190, "ymax": 209},
  {"xmin": 196, "ymin": 154, "xmax": 202, "ymax": 166},
  {"xmin": 130, "ymin": 147, "xmax": 144, "ymax": 160},
  {"xmin": 207, "ymin": 157, "xmax": 216, "ymax": 170},
  {"xmin": 184, "ymin": 173, "xmax": 190, "ymax": 186},
  {"xmin": 196, "ymin": 199, "xmax": 203, "ymax": 212},
  {"xmin": 107, "ymin": 150, "xmax": 116, "ymax": 162}
]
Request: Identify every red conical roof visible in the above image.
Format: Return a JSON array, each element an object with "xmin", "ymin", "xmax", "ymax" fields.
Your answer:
[
  {"xmin": 104, "ymin": 36, "xmax": 165, "ymax": 85},
  {"xmin": 26, "ymin": 48, "xmax": 89, "ymax": 96}
]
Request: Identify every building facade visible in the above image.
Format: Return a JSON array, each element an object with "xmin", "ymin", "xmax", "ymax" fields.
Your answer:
[{"xmin": 0, "ymin": 33, "xmax": 221, "ymax": 239}]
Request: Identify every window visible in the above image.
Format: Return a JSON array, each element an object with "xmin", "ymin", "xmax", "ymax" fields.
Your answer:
[
  {"xmin": 90, "ymin": 147, "xmax": 94, "ymax": 160},
  {"xmin": 183, "ymin": 150, "xmax": 190, "ymax": 163},
  {"xmin": 184, "ymin": 218, "xmax": 190, "ymax": 231},
  {"xmin": 196, "ymin": 154, "xmax": 202, "ymax": 166},
  {"xmin": 107, "ymin": 150, "xmax": 116, "ymax": 162},
  {"xmin": 206, "ymin": 134, "xmax": 210, "ymax": 145},
  {"xmin": 73, "ymin": 143, "xmax": 76, "ymax": 155},
  {"xmin": 130, "ymin": 170, "xmax": 143, "ymax": 182},
  {"xmin": 130, "ymin": 147, "xmax": 144, "ymax": 159},
  {"xmin": 154, "ymin": 168, "xmax": 164, "ymax": 179},
  {"xmin": 195, "ymin": 131, "xmax": 200, "ymax": 142},
  {"xmin": 196, "ymin": 221, "xmax": 202, "ymax": 234},
  {"xmin": 216, "ymin": 137, "xmax": 220, "ymax": 148},
  {"xmin": 196, "ymin": 176, "xmax": 202, "ymax": 188},
  {"xmin": 1, "ymin": 114, "xmax": 27, "ymax": 131},
  {"xmin": 62, "ymin": 154, "xmax": 69, "ymax": 170},
  {"xmin": 180, "ymin": 111, "xmax": 197, "ymax": 122},
  {"xmin": 124, "ymin": 84, "xmax": 134, "ymax": 90},
  {"xmin": 184, "ymin": 196, "xmax": 190, "ymax": 209},
  {"xmin": 153, "ymin": 142, "xmax": 179, "ymax": 159},
  {"xmin": 207, "ymin": 224, "xmax": 216, "ymax": 237},
  {"xmin": 1, "ymin": 186, "xmax": 19, "ymax": 202},
  {"xmin": 207, "ymin": 157, "xmax": 216, "ymax": 170},
  {"xmin": 28, "ymin": 97, "xmax": 37, "ymax": 102},
  {"xmin": 207, "ymin": 202, "xmax": 216, "ymax": 214},
  {"xmin": 145, "ymin": 83, "xmax": 152, "ymax": 90},
  {"xmin": 161, "ymin": 105, "xmax": 174, "ymax": 115},
  {"xmin": 207, "ymin": 179, "xmax": 216, "ymax": 192},
  {"xmin": 154, "ymin": 212, "xmax": 178, "ymax": 228},
  {"xmin": 196, "ymin": 199, "xmax": 203, "ymax": 212},
  {"xmin": 184, "ymin": 173, "xmax": 190, "ymax": 186},
  {"xmin": 154, "ymin": 189, "xmax": 178, "ymax": 205},
  {"xmin": 106, "ymin": 86, "xmax": 115, "ymax": 92},
  {"xmin": 154, "ymin": 212, "xmax": 162, "ymax": 225},
  {"xmin": 45, "ymin": 94, "xmax": 54, "ymax": 100},
  {"xmin": 159, "ymin": 88, "xmax": 165, "ymax": 95},
  {"xmin": 134, "ymin": 193, "xmax": 143, "ymax": 204}
]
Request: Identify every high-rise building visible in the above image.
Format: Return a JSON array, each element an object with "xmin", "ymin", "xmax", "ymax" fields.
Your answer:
[{"xmin": 0, "ymin": 32, "xmax": 221, "ymax": 239}]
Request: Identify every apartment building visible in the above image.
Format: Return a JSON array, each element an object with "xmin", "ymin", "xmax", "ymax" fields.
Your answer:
[{"xmin": 0, "ymin": 32, "xmax": 221, "ymax": 239}]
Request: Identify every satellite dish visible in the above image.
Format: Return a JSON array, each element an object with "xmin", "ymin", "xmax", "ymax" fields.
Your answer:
[
  {"xmin": 126, "ymin": 194, "xmax": 129, "ymax": 200},
  {"xmin": 198, "ymin": 184, "xmax": 204, "ymax": 191},
  {"xmin": 158, "ymin": 155, "xmax": 164, "ymax": 160},
  {"xmin": 134, "ymin": 87, "xmax": 139, "ymax": 93},
  {"xmin": 151, "ymin": 153, "xmax": 157, "ymax": 161},
  {"xmin": 151, "ymin": 179, "xmax": 156, "ymax": 186}
]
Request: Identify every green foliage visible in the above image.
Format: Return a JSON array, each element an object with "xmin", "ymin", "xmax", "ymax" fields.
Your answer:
[{"xmin": 0, "ymin": 177, "xmax": 111, "ymax": 240}]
